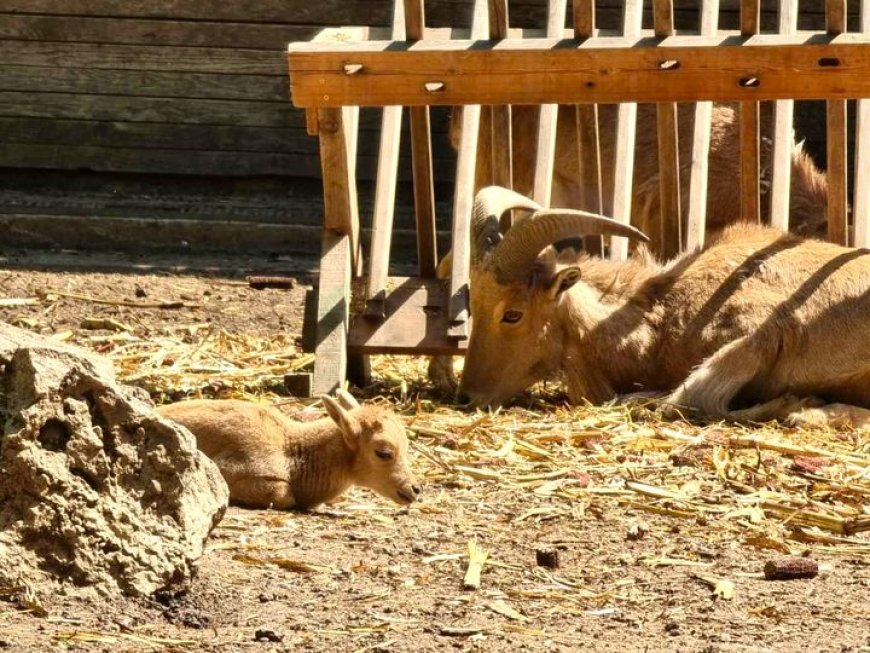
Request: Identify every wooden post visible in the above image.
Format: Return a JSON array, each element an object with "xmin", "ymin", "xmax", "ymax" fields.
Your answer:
[
  {"xmin": 532, "ymin": 0, "xmax": 567, "ymax": 207},
  {"xmin": 574, "ymin": 0, "xmax": 604, "ymax": 257},
  {"xmin": 404, "ymin": 0, "xmax": 439, "ymax": 276},
  {"xmin": 739, "ymin": 0, "xmax": 761, "ymax": 224},
  {"xmin": 309, "ymin": 28, "xmax": 366, "ymax": 277},
  {"xmin": 609, "ymin": 0, "xmax": 642, "ymax": 261},
  {"xmin": 827, "ymin": 0, "xmax": 849, "ymax": 245},
  {"xmin": 313, "ymin": 106, "xmax": 358, "ymax": 395},
  {"xmin": 686, "ymin": 0, "xmax": 719, "ymax": 250},
  {"xmin": 653, "ymin": 0, "xmax": 681, "ymax": 259},
  {"xmin": 488, "ymin": 0, "xmax": 513, "ymax": 215},
  {"xmin": 365, "ymin": 0, "xmax": 406, "ymax": 318},
  {"xmin": 447, "ymin": 0, "xmax": 488, "ymax": 340},
  {"xmin": 769, "ymin": 0, "xmax": 798, "ymax": 232},
  {"xmin": 855, "ymin": 0, "xmax": 870, "ymax": 247}
]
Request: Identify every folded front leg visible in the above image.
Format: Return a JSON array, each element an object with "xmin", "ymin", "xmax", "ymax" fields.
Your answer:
[
  {"xmin": 664, "ymin": 335, "xmax": 774, "ymax": 418},
  {"xmin": 427, "ymin": 355, "xmax": 458, "ymax": 399},
  {"xmin": 228, "ymin": 477, "xmax": 295, "ymax": 510}
]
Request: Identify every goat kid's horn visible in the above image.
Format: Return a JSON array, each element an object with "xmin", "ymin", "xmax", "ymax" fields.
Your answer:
[
  {"xmin": 489, "ymin": 209, "xmax": 650, "ymax": 282},
  {"xmin": 471, "ymin": 186, "xmax": 542, "ymax": 264},
  {"xmin": 335, "ymin": 388, "xmax": 361, "ymax": 410}
]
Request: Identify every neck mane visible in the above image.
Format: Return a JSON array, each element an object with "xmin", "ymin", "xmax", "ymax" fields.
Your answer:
[{"xmin": 554, "ymin": 250, "xmax": 665, "ymax": 402}]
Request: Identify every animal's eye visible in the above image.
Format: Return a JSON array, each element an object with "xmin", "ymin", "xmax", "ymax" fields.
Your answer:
[
  {"xmin": 501, "ymin": 310, "xmax": 523, "ymax": 324},
  {"xmin": 375, "ymin": 450, "xmax": 394, "ymax": 460}
]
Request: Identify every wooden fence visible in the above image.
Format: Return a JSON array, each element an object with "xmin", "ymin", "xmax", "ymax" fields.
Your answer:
[
  {"xmin": 0, "ymin": 1, "xmax": 857, "ymax": 180},
  {"xmin": 287, "ymin": 0, "xmax": 870, "ymax": 394}
]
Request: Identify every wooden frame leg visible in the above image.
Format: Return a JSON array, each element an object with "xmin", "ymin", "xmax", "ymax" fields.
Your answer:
[
  {"xmin": 312, "ymin": 229, "xmax": 352, "ymax": 396},
  {"xmin": 314, "ymin": 93, "xmax": 364, "ymax": 395}
]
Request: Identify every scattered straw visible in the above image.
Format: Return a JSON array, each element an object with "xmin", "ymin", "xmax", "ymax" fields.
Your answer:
[{"xmin": 23, "ymin": 322, "xmax": 870, "ymax": 557}]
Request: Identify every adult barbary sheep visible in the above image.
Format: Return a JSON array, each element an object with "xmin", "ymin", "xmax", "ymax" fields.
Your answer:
[
  {"xmin": 429, "ymin": 104, "xmax": 829, "ymax": 392},
  {"xmin": 457, "ymin": 187, "xmax": 870, "ymax": 430},
  {"xmin": 157, "ymin": 391, "xmax": 421, "ymax": 510},
  {"xmin": 452, "ymin": 104, "xmax": 829, "ymax": 239}
]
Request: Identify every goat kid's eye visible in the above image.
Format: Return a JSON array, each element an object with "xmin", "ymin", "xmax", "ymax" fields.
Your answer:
[
  {"xmin": 501, "ymin": 310, "xmax": 523, "ymax": 324},
  {"xmin": 375, "ymin": 450, "xmax": 394, "ymax": 460}
]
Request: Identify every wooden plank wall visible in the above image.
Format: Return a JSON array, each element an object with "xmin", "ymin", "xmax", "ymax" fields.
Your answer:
[{"xmin": 0, "ymin": 0, "xmax": 853, "ymax": 181}]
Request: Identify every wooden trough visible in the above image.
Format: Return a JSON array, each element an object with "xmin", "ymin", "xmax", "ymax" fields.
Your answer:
[{"xmin": 287, "ymin": 0, "xmax": 870, "ymax": 396}]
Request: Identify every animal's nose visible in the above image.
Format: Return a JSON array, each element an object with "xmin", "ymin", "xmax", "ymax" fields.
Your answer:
[{"xmin": 411, "ymin": 484, "xmax": 422, "ymax": 496}]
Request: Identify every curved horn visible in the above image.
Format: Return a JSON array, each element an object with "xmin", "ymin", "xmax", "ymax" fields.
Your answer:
[
  {"xmin": 470, "ymin": 186, "xmax": 542, "ymax": 265},
  {"xmin": 488, "ymin": 209, "xmax": 650, "ymax": 282}
]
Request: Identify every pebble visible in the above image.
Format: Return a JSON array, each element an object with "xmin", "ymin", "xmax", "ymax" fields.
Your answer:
[
  {"xmin": 535, "ymin": 547, "xmax": 560, "ymax": 569},
  {"xmin": 254, "ymin": 628, "xmax": 283, "ymax": 643}
]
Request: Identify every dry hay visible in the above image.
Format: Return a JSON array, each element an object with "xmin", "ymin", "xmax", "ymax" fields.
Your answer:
[
  {"xmin": 49, "ymin": 324, "xmax": 312, "ymax": 398},
  {"xmin": 2, "ymin": 321, "xmax": 867, "ymax": 648},
  {"xmin": 38, "ymin": 326, "xmax": 870, "ymax": 558}
]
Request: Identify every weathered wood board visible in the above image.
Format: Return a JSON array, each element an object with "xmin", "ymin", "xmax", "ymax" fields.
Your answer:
[{"xmin": 0, "ymin": 1, "xmax": 854, "ymax": 179}]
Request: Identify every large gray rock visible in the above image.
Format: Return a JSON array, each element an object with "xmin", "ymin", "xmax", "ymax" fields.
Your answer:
[{"xmin": 0, "ymin": 322, "xmax": 228, "ymax": 596}]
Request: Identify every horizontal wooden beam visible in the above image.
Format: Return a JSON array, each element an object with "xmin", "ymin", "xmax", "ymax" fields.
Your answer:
[
  {"xmin": 348, "ymin": 277, "xmax": 468, "ymax": 356},
  {"xmin": 289, "ymin": 32, "xmax": 870, "ymax": 107}
]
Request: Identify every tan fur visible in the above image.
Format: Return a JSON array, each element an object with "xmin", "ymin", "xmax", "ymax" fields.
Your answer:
[
  {"xmin": 430, "ymin": 104, "xmax": 829, "ymax": 394},
  {"xmin": 156, "ymin": 398, "xmax": 420, "ymax": 510},
  {"xmin": 459, "ymin": 223, "xmax": 870, "ymax": 430},
  {"xmin": 451, "ymin": 104, "xmax": 828, "ymax": 240}
]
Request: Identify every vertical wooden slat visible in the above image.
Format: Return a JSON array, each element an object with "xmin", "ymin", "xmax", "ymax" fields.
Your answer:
[
  {"xmin": 404, "ymin": 0, "xmax": 438, "ymax": 276},
  {"xmin": 769, "ymin": 0, "xmax": 798, "ymax": 231},
  {"xmin": 686, "ymin": 0, "xmax": 719, "ymax": 250},
  {"xmin": 365, "ymin": 0, "xmax": 406, "ymax": 317},
  {"xmin": 653, "ymin": 0, "xmax": 681, "ymax": 260},
  {"xmin": 532, "ymin": 0, "xmax": 567, "ymax": 206},
  {"xmin": 344, "ymin": 100, "xmax": 370, "ymax": 388},
  {"xmin": 488, "ymin": 0, "xmax": 513, "ymax": 221},
  {"xmin": 827, "ymin": 0, "xmax": 849, "ymax": 245},
  {"xmin": 854, "ymin": 0, "xmax": 870, "ymax": 247},
  {"xmin": 312, "ymin": 28, "xmax": 365, "ymax": 275},
  {"xmin": 609, "ymin": 0, "xmax": 643, "ymax": 261},
  {"xmin": 573, "ymin": 0, "xmax": 595, "ymax": 35},
  {"xmin": 447, "ymin": 0, "xmax": 488, "ymax": 339},
  {"xmin": 310, "ymin": 27, "xmax": 367, "ymax": 394},
  {"xmin": 739, "ymin": 0, "xmax": 760, "ymax": 224},
  {"xmin": 319, "ymin": 108, "xmax": 359, "ymax": 246},
  {"xmin": 574, "ymin": 0, "xmax": 604, "ymax": 257},
  {"xmin": 313, "ymin": 106, "xmax": 356, "ymax": 396},
  {"xmin": 343, "ymin": 104, "xmax": 362, "ymax": 276}
]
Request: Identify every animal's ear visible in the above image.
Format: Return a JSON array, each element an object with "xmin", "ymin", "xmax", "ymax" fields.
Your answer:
[
  {"xmin": 547, "ymin": 266, "xmax": 582, "ymax": 298},
  {"xmin": 321, "ymin": 395, "xmax": 362, "ymax": 450}
]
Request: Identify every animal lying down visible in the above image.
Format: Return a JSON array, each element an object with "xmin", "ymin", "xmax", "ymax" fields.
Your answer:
[
  {"xmin": 157, "ymin": 390, "xmax": 421, "ymax": 510},
  {"xmin": 457, "ymin": 187, "xmax": 870, "ymax": 431}
]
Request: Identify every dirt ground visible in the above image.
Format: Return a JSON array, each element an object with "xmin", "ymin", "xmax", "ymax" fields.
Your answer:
[{"xmin": 1, "ymin": 248, "xmax": 869, "ymax": 653}]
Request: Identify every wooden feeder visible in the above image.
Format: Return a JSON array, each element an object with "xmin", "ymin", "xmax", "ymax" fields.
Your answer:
[{"xmin": 287, "ymin": 0, "xmax": 870, "ymax": 396}]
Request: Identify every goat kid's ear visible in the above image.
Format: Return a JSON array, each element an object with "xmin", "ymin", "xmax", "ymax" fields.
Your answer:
[
  {"xmin": 321, "ymin": 395, "xmax": 362, "ymax": 449},
  {"xmin": 548, "ymin": 266, "xmax": 582, "ymax": 298}
]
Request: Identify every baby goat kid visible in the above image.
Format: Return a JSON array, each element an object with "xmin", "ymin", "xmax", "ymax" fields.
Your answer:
[
  {"xmin": 157, "ymin": 391, "xmax": 420, "ymax": 510},
  {"xmin": 458, "ymin": 187, "xmax": 870, "ymax": 430}
]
